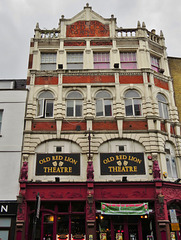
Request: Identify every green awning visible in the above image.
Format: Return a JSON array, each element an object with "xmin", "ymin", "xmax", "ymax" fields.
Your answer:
[{"xmin": 101, "ymin": 202, "xmax": 149, "ymax": 215}]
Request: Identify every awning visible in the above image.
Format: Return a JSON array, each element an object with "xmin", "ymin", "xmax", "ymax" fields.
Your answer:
[{"xmin": 101, "ymin": 202, "xmax": 149, "ymax": 215}]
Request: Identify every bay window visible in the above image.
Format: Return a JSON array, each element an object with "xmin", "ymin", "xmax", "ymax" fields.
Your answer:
[{"xmin": 150, "ymin": 55, "xmax": 160, "ymax": 72}]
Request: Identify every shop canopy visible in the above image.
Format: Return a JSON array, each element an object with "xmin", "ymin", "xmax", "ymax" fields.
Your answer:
[{"xmin": 101, "ymin": 202, "xmax": 149, "ymax": 215}]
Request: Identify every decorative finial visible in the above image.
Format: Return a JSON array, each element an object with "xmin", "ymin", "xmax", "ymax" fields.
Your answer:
[
  {"xmin": 142, "ymin": 22, "xmax": 146, "ymax": 28},
  {"xmin": 160, "ymin": 30, "xmax": 164, "ymax": 37},
  {"xmin": 36, "ymin": 22, "xmax": 39, "ymax": 29},
  {"xmin": 61, "ymin": 15, "xmax": 64, "ymax": 19},
  {"xmin": 137, "ymin": 21, "xmax": 141, "ymax": 28},
  {"xmin": 151, "ymin": 29, "xmax": 156, "ymax": 34},
  {"xmin": 111, "ymin": 14, "xmax": 114, "ymax": 18},
  {"xmin": 86, "ymin": 3, "xmax": 89, "ymax": 7}
]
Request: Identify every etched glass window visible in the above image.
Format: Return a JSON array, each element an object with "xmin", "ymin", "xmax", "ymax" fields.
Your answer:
[
  {"xmin": 67, "ymin": 53, "xmax": 83, "ymax": 69},
  {"xmin": 94, "ymin": 52, "xmax": 110, "ymax": 69},
  {"xmin": 41, "ymin": 53, "xmax": 56, "ymax": 70},
  {"xmin": 165, "ymin": 143, "xmax": 177, "ymax": 178},
  {"xmin": 66, "ymin": 91, "xmax": 83, "ymax": 117},
  {"xmin": 120, "ymin": 52, "xmax": 137, "ymax": 69},
  {"xmin": 150, "ymin": 55, "xmax": 160, "ymax": 72},
  {"xmin": 157, "ymin": 93, "xmax": 169, "ymax": 119}
]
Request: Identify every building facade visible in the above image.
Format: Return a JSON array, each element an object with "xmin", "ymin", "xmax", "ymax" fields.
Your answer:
[
  {"xmin": 16, "ymin": 5, "xmax": 181, "ymax": 240},
  {"xmin": 0, "ymin": 80, "xmax": 27, "ymax": 240}
]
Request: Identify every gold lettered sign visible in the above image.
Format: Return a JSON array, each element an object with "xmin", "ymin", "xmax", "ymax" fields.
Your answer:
[
  {"xmin": 36, "ymin": 153, "xmax": 80, "ymax": 175},
  {"xmin": 100, "ymin": 153, "xmax": 145, "ymax": 175}
]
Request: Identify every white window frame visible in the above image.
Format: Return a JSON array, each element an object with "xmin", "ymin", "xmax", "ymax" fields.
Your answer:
[
  {"xmin": 165, "ymin": 143, "xmax": 178, "ymax": 179},
  {"xmin": 93, "ymin": 52, "xmax": 110, "ymax": 69},
  {"xmin": 67, "ymin": 52, "xmax": 83, "ymax": 69},
  {"xmin": 124, "ymin": 90, "xmax": 142, "ymax": 117},
  {"xmin": 95, "ymin": 91, "xmax": 113, "ymax": 117},
  {"xmin": 37, "ymin": 91, "xmax": 54, "ymax": 118},
  {"xmin": 157, "ymin": 93, "xmax": 169, "ymax": 119},
  {"xmin": 150, "ymin": 55, "xmax": 160, "ymax": 72},
  {"xmin": 120, "ymin": 52, "xmax": 137, "ymax": 69},
  {"xmin": 41, "ymin": 53, "xmax": 57, "ymax": 70},
  {"xmin": 66, "ymin": 91, "xmax": 83, "ymax": 117}
]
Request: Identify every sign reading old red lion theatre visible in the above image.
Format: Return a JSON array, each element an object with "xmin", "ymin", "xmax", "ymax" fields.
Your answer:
[
  {"xmin": 36, "ymin": 153, "xmax": 80, "ymax": 175},
  {"xmin": 100, "ymin": 153, "xmax": 145, "ymax": 175}
]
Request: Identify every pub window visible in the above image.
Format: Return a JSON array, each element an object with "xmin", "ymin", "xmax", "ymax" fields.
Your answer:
[
  {"xmin": 66, "ymin": 91, "xmax": 83, "ymax": 117},
  {"xmin": 150, "ymin": 55, "xmax": 160, "ymax": 72},
  {"xmin": 157, "ymin": 93, "xmax": 169, "ymax": 119},
  {"xmin": 120, "ymin": 52, "xmax": 137, "ymax": 69},
  {"xmin": 41, "ymin": 53, "xmax": 57, "ymax": 70},
  {"xmin": 67, "ymin": 52, "xmax": 83, "ymax": 69},
  {"xmin": 56, "ymin": 146, "xmax": 63, "ymax": 152},
  {"xmin": 124, "ymin": 90, "xmax": 142, "ymax": 117},
  {"xmin": 93, "ymin": 52, "xmax": 110, "ymax": 69},
  {"xmin": 37, "ymin": 91, "xmax": 54, "ymax": 118},
  {"xmin": 95, "ymin": 90, "xmax": 112, "ymax": 117},
  {"xmin": 165, "ymin": 143, "xmax": 178, "ymax": 179},
  {"xmin": 117, "ymin": 145, "xmax": 126, "ymax": 152}
]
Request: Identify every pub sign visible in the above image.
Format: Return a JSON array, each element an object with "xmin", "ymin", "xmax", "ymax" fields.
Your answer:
[
  {"xmin": 100, "ymin": 152, "xmax": 145, "ymax": 175},
  {"xmin": 36, "ymin": 153, "xmax": 80, "ymax": 175}
]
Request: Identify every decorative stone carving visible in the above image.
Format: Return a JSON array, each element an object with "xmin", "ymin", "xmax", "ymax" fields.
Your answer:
[
  {"xmin": 87, "ymin": 160, "xmax": 94, "ymax": 181},
  {"xmin": 153, "ymin": 160, "xmax": 161, "ymax": 180},
  {"xmin": 20, "ymin": 162, "xmax": 28, "ymax": 182}
]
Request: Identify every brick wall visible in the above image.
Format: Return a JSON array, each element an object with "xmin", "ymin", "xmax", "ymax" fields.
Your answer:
[
  {"xmin": 32, "ymin": 121, "xmax": 56, "ymax": 131},
  {"xmin": 154, "ymin": 78, "xmax": 169, "ymax": 90},
  {"xmin": 63, "ymin": 75, "xmax": 115, "ymax": 84},
  {"xmin": 93, "ymin": 121, "xmax": 118, "ymax": 130},
  {"xmin": 35, "ymin": 76, "xmax": 58, "ymax": 85},
  {"xmin": 61, "ymin": 121, "xmax": 86, "ymax": 131},
  {"xmin": 119, "ymin": 75, "xmax": 143, "ymax": 84},
  {"xmin": 123, "ymin": 120, "xmax": 148, "ymax": 130}
]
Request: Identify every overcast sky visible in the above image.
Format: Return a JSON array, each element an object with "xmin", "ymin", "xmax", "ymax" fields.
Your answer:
[{"xmin": 0, "ymin": 0, "xmax": 181, "ymax": 79}]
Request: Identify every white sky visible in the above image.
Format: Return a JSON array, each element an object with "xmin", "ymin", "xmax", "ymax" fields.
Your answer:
[{"xmin": 0, "ymin": 0, "xmax": 181, "ymax": 79}]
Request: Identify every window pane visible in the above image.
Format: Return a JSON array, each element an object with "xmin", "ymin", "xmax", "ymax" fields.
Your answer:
[
  {"xmin": 41, "ymin": 63, "xmax": 56, "ymax": 70},
  {"xmin": 57, "ymin": 215, "xmax": 69, "ymax": 236},
  {"xmin": 67, "ymin": 91, "xmax": 82, "ymax": 99},
  {"xmin": 0, "ymin": 230, "xmax": 9, "ymax": 240},
  {"xmin": 46, "ymin": 100, "xmax": 54, "ymax": 117},
  {"xmin": 67, "ymin": 101, "xmax": 74, "ymax": 116},
  {"xmin": 105, "ymin": 100, "xmax": 112, "ymax": 116},
  {"xmin": 163, "ymin": 103, "xmax": 169, "ymax": 119},
  {"xmin": 134, "ymin": 99, "xmax": 142, "ymax": 116},
  {"xmin": 166, "ymin": 157, "xmax": 172, "ymax": 177},
  {"xmin": 158, "ymin": 102, "xmax": 163, "ymax": 118},
  {"xmin": 96, "ymin": 99, "xmax": 103, "ymax": 116},
  {"xmin": 37, "ymin": 99, "xmax": 44, "ymax": 117},
  {"xmin": 94, "ymin": 63, "xmax": 110, "ymax": 69},
  {"xmin": 125, "ymin": 90, "xmax": 140, "ymax": 98},
  {"xmin": 0, "ymin": 218, "xmax": 11, "ymax": 227},
  {"xmin": 96, "ymin": 91, "xmax": 111, "ymax": 99},
  {"xmin": 75, "ymin": 100, "xmax": 82, "ymax": 117},
  {"xmin": 172, "ymin": 158, "xmax": 178, "ymax": 178},
  {"xmin": 39, "ymin": 91, "xmax": 54, "ymax": 99},
  {"xmin": 125, "ymin": 99, "xmax": 133, "ymax": 116},
  {"xmin": 121, "ymin": 62, "xmax": 137, "ymax": 69},
  {"xmin": 67, "ymin": 63, "xmax": 83, "ymax": 69}
]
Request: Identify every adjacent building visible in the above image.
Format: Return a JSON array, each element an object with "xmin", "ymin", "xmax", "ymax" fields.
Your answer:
[
  {"xmin": 0, "ymin": 79, "xmax": 27, "ymax": 240},
  {"xmin": 16, "ymin": 5, "xmax": 181, "ymax": 240}
]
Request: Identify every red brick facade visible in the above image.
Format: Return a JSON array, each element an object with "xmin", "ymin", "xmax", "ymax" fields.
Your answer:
[
  {"xmin": 32, "ymin": 121, "xmax": 57, "ymax": 131},
  {"xmin": 35, "ymin": 76, "xmax": 58, "ymax": 85},
  {"xmin": 66, "ymin": 21, "xmax": 110, "ymax": 37},
  {"xmin": 93, "ymin": 121, "xmax": 118, "ymax": 130},
  {"xmin": 154, "ymin": 78, "xmax": 169, "ymax": 90},
  {"xmin": 63, "ymin": 75, "xmax": 115, "ymax": 84},
  {"xmin": 119, "ymin": 75, "xmax": 143, "ymax": 84},
  {"xmin": 123, "ymin": 120, "xmax": 148, "ymax": 130},
  {"xmin": 61, "ymin": 121, "xmax": 86, "ymax": 131}
]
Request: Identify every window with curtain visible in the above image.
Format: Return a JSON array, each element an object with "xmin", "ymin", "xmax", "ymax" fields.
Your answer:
[
  {"xmin": 124, "ymin": 90, "xmax": 142, "ymax": 116},
  {"xmin": 150, "ymin": 55, "xmax": 160, "ymax": 72},
  {"xmin": 41, "ymin": 53, "xmax": 57, "ymax": 70},
  {"xmin": 157, "ymin": 93, "xmax": 169, "ymax": 119},
  {"xmin": 66, "ymin": 91, "xmax": 83, "ymax": 117},
  {"xmin": 165, "ymin": 142, "xmax": 178, "ymax": 178},
  {"xmin": 67, "ymin": 53, "xmax": 83, "ymax": 69},
  {"xmin": 37, "ymin": 91, "xmax": 54, "ymax": 118},
  {"xmin": 120, "ymin": 52, "xmax": 137, "ymax": 69},
  {"xmin": 95, "ymin": 90, "xmax": 112, "ymax": 117},
  {"xmin": 93, "ymin": 52, "xmax": 110, "ymax": 69}
]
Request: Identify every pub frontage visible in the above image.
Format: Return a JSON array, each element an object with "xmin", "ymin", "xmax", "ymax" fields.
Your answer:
[{"xmin": 15, "ymin": 4, "xmax": 181, "ymax": 240}]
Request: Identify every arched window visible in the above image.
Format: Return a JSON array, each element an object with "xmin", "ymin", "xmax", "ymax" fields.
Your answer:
[
  {"xmin": 124, "ymin": 90, "xmax": 142, "ymax": 116},
  {"xmin": 95, "ymin": 90, "xmax": 112, "ymax": 117},
  {"xmin": 37, "ymin": 91, "xmax": 54, "ymax": 118},
  {"xmin": 157, "ymin": 93, "xmax": 169, "ymax": 119},
  {"xmin": 66, "ymin": 91, "xmax": 83, "ymax": 117},
  {"xmin": 165, "ymin": 142, "xmax": 177, "ymax": 178}
]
